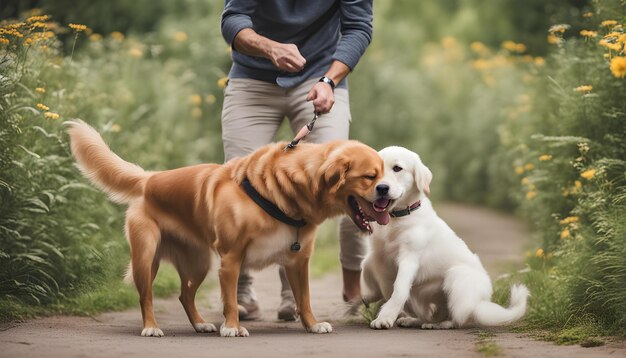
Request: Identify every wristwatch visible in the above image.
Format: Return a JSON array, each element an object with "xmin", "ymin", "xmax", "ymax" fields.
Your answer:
[{"xmin": 319, "ymin": 76, "xmax": 336, "ymax": 90}]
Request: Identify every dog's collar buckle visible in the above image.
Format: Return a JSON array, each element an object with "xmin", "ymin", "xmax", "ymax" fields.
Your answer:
[{"xmin": 389, "ymin": 200, "xmax": 421, "ymax": 218}]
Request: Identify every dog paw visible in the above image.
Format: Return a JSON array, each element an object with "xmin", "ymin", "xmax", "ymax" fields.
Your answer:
[
  {"xmin": 396, "ymin": 317, "xmax": 422, "ymax": 328},
  {"xmin": 421, "ymin": 321, "xmax": 454, "ymax": 330},
  {"xmin": 307, "ymin": 322, "xmax": 333, "ymax": 334},
  {"xmin": 220, "ymin": 323, "xmax": 249, "ymax": 337},
  {"xmin": 370, "ymin": 316, "xmax": 395, "ymax": 330},
  {"xmin": 194, "ymin": 322, "xmax": 217, "ymax": 333},
  {"xmin": 141, "ymin": 327, "xmax": 164, "ymax": 337}
]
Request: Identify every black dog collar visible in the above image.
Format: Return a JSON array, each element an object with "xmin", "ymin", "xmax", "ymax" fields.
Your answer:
[{"xmin": 389, "ymin": 200, "xmax": 421, "ymax": 218}]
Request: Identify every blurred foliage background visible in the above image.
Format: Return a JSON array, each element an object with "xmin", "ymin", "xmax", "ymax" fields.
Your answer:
[{"xmin": 1, "ymin": 0, "xmax": 624, "ymax": 342}]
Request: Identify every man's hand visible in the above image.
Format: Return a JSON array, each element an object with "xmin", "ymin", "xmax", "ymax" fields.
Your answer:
[
  {"xmin": 268, "ymin": 43, "xmax": 306, "ymax": 73},
  {"xmin": 306, "ymin": 81, "xmax": 335, "ymax": 114},
  {"xmin": 233, "ymin": 29, "xmax": 305, "ymax": 73}
]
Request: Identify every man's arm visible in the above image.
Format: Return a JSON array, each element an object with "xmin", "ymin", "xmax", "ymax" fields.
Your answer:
[
  {"xmin": 221, "ymin": 0, "xmax": 305, "ymax": 73},
  {"xmin": 306, "ymin": 61, "xmax": 350, "ymax": 114},
  {"xmin": 233, "ymin": 29, "xmax": 306, "ymax": 73},
  {"xmin": 308, "ymin": 0, "xmax": 373, "ymax": 114}
]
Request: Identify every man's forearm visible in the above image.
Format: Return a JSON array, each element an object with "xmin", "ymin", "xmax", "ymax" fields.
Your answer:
[
  {"xmin": 233, "ymin": 28, "xmax": 274, "ymax": 58},
  {"xmin": 324, "ymin": 61, "xmax": 351, "ymax": 86}
]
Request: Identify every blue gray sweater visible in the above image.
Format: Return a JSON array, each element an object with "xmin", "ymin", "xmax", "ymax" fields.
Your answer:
[{"xmin": 221, "ymin": 0, "xmax": 373, "ymax": 88}]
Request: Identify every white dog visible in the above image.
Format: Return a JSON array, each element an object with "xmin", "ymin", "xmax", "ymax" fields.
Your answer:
[{"xmin": 360, "ymin": 146, "xmax": 529, "ymax": 330}]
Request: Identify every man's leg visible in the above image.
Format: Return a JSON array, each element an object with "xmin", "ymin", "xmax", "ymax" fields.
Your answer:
[
  {"xmin": 222, "ymin": 78, "xmax": 285, "ymax": 320},
  {"xmin": 286, "ymin": 80, "xmax": 364, "ymax": 304}
]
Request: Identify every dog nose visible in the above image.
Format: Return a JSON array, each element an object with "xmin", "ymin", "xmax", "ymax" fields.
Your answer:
[{"xmin": 376, "ymin": 184, "xmax": 389, "ymax": 196}]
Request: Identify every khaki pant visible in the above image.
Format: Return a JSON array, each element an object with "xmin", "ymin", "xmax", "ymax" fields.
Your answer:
[{"xmin": 221, "ymin": 78, "xmax": 366, "ymax": 284}]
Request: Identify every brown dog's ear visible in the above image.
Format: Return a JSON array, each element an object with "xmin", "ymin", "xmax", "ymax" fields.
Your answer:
[
  {"xmin": 413, "ymin": 155, "xmax": 432, "ymax": 195},
  {"xmin": 320, "ymin": 155, "xmax": 350, "ymax": 194}
]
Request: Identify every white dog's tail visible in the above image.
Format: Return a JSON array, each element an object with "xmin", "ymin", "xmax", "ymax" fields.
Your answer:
[
  {"xmin": 472, "ymin": 284, "xmax": 529, "ymax": 326},
  {"xmin": 65, "ymin": 120, "xmax": 149, "ymax": 204}
]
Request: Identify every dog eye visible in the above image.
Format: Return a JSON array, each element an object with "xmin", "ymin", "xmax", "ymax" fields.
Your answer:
[
  {"xmin": 363, "ymin": 174, "xmax": 377, "ymax": 180},
  {"xmin": 393, "ymin": 165, "xmax": 403, "ymax": 172}
]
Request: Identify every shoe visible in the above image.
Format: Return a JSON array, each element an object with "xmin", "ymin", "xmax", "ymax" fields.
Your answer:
[
  {"xmin": 237, "ymin": 273, "xmax": 261, "ymax": 321},
  {"xmin": 277, "ymin": 290, "xmax": 297, "ymax": 321}
]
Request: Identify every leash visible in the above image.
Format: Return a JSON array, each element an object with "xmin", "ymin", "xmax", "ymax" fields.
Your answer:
[{"xmin": 284, "ymin": 112, "xmax": 319, "ymax": 151}]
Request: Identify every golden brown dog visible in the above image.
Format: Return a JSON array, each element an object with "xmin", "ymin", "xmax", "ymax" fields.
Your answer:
[{"xmin": 66, "ymin": 120, "xmax": 394, "ymax": 337}]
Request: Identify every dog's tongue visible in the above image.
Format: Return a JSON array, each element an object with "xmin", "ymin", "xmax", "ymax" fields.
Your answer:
[
  {"xmin": 372, "ymin": 198, "xmax": 391, "ymax": 225},
  {"xmin": 372, "ymin": 210, "xmax": 390, "ymax": 225}
]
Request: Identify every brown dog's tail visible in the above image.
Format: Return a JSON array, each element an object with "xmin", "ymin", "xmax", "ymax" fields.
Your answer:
[{"xmin": 65, "ymin": 120, "xmax": 148, "ymax": 204}]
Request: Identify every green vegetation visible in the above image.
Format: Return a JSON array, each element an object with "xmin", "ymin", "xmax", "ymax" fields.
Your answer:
[
  {"xmin": 475, "ymin": 331, "xmax": 504, "ymax": 357},
  {"xmin": 1, "ymin": 0, "xmax": 624, "ymax": 345}
]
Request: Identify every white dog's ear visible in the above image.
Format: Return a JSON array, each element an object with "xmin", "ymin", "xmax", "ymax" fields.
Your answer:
[{"xmin": 414, "ymin": 159, "xmax": 432, "ymax": 195}]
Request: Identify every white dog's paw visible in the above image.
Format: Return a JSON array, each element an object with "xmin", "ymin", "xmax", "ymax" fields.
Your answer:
[
  {"xmin": 421, "ymin": 321, "xmax": 454, "ymax": 330},
  {"xmin": 396, "ymin": 317, "xmax": 422, "ymax": 328},
  {"xmin": 370, "ymin": 315, "xmax": 395, "ymax": 330},
  {"xmin": 220, "ymin": 322, "xmax": 249, "ymax": 337},
  {"xmin": 307, "ymin": 322, "xmax": 333, "ymax": 334},
  {"xmin": 141, "ymin": 327, "xmax": 164, "ymax": 337},
  {"xmin": 194, "ymin": 322, "xmax": 217, "ymax": 333}
]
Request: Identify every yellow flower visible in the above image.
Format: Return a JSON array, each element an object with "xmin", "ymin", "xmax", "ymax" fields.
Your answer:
[
  {"xmin": 502, "ymin": 40, "xmax": 526, "ymax": 53},
  {"xmin": 526, "ymin": 191, "xmax": 537, "ymax": 200},
  {"xmin": 610, "ymin": 56, "xmax": 626, "ymax": 78},
  {"xmin": 560, "ymin": 228, "xmax": 571, "ymax": 239},
  {"xmin": 110, "ymin": 124, "xmax": 121, "ymax": 132},
  {"xmin": 515, "ymin": 166, "xmax": 524, "ymax": 175},
  {"xmin": 470, "ymin": 41, "xmax": 490, "ymax": 55},
  {"xmin": 128, "ymin": 47, "xmax": 143, "ymax": 58},
  {"xmin": 174, "ymin": 31, "xmax": 188, "ymax": 42},
  {"xmin": 562, "ymin": 188, "xmax": 570, "ymax": 197},
  {"xmin": 0, "ymin": 37, "xmax": 9, "ymax": 45},
  {"xmin": 547, "ymin": 34, "xmax": 561, "ymax": 45},
  {"xmin": 560, "ymin": 216, "xmax": 579, "ymax": 225},
  {"xmin": 539, "ymin": 154, "xmax": 552, "ymax": 161},
  {"xmin": 521, "ymin": 177, "xmax": 530, "ymax": 185},
  {"xmin": 26, "ymin": 15, "xmax": 49, "ymax": 23},
  {"xmin": 190, "ymin": 94, "xmax": 202, "ymax": 106},
  {"xmin": 35, "ymin": 87, "xmax": 45, "ymax": 93},
  {"xmin": 68, "ymin": 23, "xmax": 87, "ymax": 32},
  {"xmin": 579, "ymin": 29, "xmax": 597, "ymax": 38},
  {"xmin": 206, "ymin": 94, "xmax": 216, "ymax": 104},
  {"xmin": 618, "ymin": 34, "xmax": 626, "ymax": 44},
  {"xmin": 89, "ymin": 33, "xmax": 103, "ymax": 42},
  {"xmin": 217, "ymin": 77, "xmax": 229, "ymax": 89},
  {"xmin": 44, "ymin": 111, "xmax": 59, "ymax": 119},
  {"xmin": 534, "ymin": 57, "xmax": 545, "ymax": 66},
  {"xmin": 191, "ymin": 107, "xmax": 203, "ymax": 118},
  {"xmin": 582, "ymin": 12, "xmax": 593, "ymax": 18},
  {"xmin": 36, "ymin": 103, "xmax": 49, "ymax": 111},
  {"xmin": 580, "ymin": 169, "xmax": 596, "ymax": 180},
  {"xmin": 574, "ymin": 85, "xmax": 593, "ymax": 93},
  {"xmin": 601, "ymin": 20, "xmax": 618, "ymax": 27},
  {"xmin": 535, "ymin": 248, "xmax": 544, "ymax": 257},
  {"xmin": 441, "ymin": 36, "xmax": 457, "ymax": 49},
  {"xmin": 599, "ymin": 39, "xmax": 622, "ymax": 51},
  {"xmin": 574, "ymin": 180, "xmax": 582, "ymax": 189},
  {"xmin": 110, "ymin": 31, "xmax": 125, "ymax": 41},
  {"xmin": 524, "ymin": 163, "xmax": 535, "ymax": 171},
  {"xmin": 549, "ymin": 24, "xmax": 570, "ymax": 34}
]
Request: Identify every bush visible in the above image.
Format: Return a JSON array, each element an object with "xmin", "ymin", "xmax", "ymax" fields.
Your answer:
[{"xmin": 0, "ymin": 5, "xmax": 230, "ymax": 319}]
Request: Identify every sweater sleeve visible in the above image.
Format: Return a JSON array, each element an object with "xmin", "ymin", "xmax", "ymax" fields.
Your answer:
[
  {"xmin": 221, "ymin": 0, "xmax": 257, "ymax": 47},
  {"xmin": 332, "ymin": 0, "xmax": 373, "ymax": 70}
]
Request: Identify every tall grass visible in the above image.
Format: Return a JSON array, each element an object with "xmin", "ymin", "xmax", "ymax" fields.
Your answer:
[{"xmin": 0, "ymin": 5, "xmax": 229, "ymax": 319}]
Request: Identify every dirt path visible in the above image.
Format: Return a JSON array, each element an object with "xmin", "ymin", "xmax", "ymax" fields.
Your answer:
[{"xmin": 1, "ymin": 203, "xmax": 624, "ymax": 357}]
